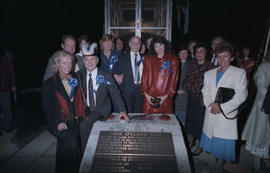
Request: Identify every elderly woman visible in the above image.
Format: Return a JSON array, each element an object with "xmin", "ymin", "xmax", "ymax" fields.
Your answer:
[
  {"xmin": 174, "ymin": 45, "xmax": 192, "ymax": 124},
  {"xmin": 183, "ymin": 42, "xmax": 215, "ymax": 155},
  {"xmin": 141, "ymin": 36, "xmax": 179, "ymax": 114},
  {"xmin": 241, "ymin": 51, "xmax": 270, "ymax": 168},
  {"xmin": 200, "ymin": 42, "xmax": 248, "ymax": 172},
  {"xmin": 42, "ymin": 50, "xmax": 87, "ymax": 173}
]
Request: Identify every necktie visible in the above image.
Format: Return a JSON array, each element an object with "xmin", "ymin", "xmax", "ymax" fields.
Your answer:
[
  {"xmin": 134, "ymin": 54, "xmax": 140, "ymax": 84},
  {"xmin": 88, "ymin": 73, "xmax": 95, "ymax": 111}
]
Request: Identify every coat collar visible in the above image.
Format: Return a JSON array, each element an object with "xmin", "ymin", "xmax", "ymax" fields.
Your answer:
[
  {"xmin": 52, "ymin": 73, "xmax": 78, "ymax": 105},
  {"xmin": 215, "ymin": 65, "xmax": 233, "ymax": 89}
]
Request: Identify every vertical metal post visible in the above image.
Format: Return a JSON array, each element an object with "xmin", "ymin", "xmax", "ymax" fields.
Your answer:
[
  {"xmin": 135, "ymin": 0, "xmax": 141, "ymax": 37},
  {"xmin": 138, "ymin": 0, "xmax": 141, "ymax": 38},
  {"xmin": 104, "ymin": 0, "xmax": 110, "ymax": 34},
  {"xmin": 166, "ymin": 0, "xmax": 172, "ymax": 41},
  {"xmin": 264, "ymin": 21, "xmax": 270, "ymax": 56}
]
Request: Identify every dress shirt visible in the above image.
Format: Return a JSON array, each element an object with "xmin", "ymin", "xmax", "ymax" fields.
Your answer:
[
  {"xmin": 211, "ymin": 54, "xmax": 218, "ymax": 66},
  {"xmin": 130, "ymin": 51, "xmax": 143, "ymax": 84}
]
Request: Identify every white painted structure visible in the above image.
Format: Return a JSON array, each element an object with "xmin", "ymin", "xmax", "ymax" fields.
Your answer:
[{"xmin": 104, "ymin": 0, "xmax": 173, "ymax": 41}]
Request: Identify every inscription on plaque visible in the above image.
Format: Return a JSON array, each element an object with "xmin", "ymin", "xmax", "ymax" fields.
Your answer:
[{"xmin": 91, "ymin": 131, "xmax": 179, "ymax": 173}]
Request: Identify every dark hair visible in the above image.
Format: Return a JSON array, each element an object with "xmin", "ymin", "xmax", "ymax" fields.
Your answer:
[
  {"xmin": 115, "ymin": 37, "xmax": 123, "ymax": 43},
  {"xmin": 178, "ymin": 45, "xmax": 192, "ymax": 61},
  {"xmin": 62, "ymin": 34, "xmax": 76, "ymax": 44},
  {"xmin": 194, "ymin": 42, "xmax": 209, "ymax": 53},
  {"xmin": 215, "ymin": 42, "xmax": 233, "ymax": 56},
  {"xmin": 211, "ymin": 36, "xmax": 225, "ymax": 44},
  {"xmin": 149, "ymin": 36, "xmax": 169, "ymax": 55},
  {"xmin": 188, "ymin": 40, "xmax": 198, "ymax": 45},
  {"xmin": 78, "ymin": 35, "xmax": 90, "ymax": 44},
  {"xmin": 139, "ymin": 42, "xmax": 147, "ymax": 55},
  {"xmin": 240, "ymin": 44, "xmax": 251, "ymax": 51}
]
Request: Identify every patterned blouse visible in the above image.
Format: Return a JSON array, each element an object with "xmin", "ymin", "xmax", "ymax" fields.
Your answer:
[{"xmin": 183, "ymin": 59, "xmax": 215, "ymax": 103}]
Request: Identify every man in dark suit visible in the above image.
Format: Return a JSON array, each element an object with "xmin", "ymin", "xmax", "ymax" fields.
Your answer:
[
  {"xmin": 120, "ymin": 36, "xmax": 144, "ymax": 113},
  {"xmin": 78, "ymin": 44, "xmax": 129, "ymax": 152},
  {"xmin": 210, "ymin": 36, "xmax": 225, "ymax": 66}
]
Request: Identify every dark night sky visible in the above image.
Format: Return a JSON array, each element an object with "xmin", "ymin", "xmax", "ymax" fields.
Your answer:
[{"xmin": 0, "ymin": 0, "xmax": 269, "ymax": 88}]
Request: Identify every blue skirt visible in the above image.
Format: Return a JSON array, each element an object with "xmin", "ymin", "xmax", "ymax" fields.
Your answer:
[
  {"xmin": 200, "ymin": 132, "xmax": 236, "ymax": 162},
  {"xmin": 175, "ymin": 110, "xmax": 186, "ymax": 123}
]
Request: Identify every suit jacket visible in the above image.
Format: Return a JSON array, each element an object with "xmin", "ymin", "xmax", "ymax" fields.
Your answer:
[
  {"xmin": 201, "ymin": 66, "xmax": 248, "ymax": 140},
  {"xmin": 42, "ymin": 73, "xmax": 79, "ymax": 137},
  {"xmin": 77, "ymin": 68, "xmax": 126, "ymax": 122},
  {"xmin": 43, "ymin": 57, "xmax": 54, "ymax": 81},
  {"xmin": 120, "ymin": 54, "xmax": 142, "ymax": 103}
]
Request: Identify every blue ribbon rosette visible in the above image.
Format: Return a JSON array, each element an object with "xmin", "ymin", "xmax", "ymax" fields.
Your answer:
[
  {"xmin": 159, "ymin": 60, "xmax": 173, "ymax": 75},
  {"xmin": 109, "ymin": 55, "xmax": 118, "ymax": 70},
  {"xmin": 94, "ymin": 74, "xmax": 113, "ymax": 93},
  {"xmin": 136, "ymin": 56, "xmax": 144, "ymax": 67},
  {"xmin": 68, "ymin": 77, "xmax": 78, "ymax": 99}
]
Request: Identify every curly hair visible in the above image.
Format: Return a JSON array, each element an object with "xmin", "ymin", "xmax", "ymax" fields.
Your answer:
[{"xmin": 149, "ymin": 36, "xmax": 169, "ymax": 55}]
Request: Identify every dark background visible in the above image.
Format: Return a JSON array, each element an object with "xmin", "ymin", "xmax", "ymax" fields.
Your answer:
[{"xmin": 0, "ymin": 0, "xmax": 269, "ymax": 89}]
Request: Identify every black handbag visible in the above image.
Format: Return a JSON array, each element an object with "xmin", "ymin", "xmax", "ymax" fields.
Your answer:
[
  {"xmin": 214, "ymin": 87, "xmax": 238, "ymax": 119},
  {"xmin": 261, "ymin": 84, "xmax": 270, "ymax": 114},
  {"xmin": 215, "ymin": 87, "xmax": 235, "ymax": 103},
  {"xmin": 150, "ymin": 97, "xmax": 161, "ymax": 109}
]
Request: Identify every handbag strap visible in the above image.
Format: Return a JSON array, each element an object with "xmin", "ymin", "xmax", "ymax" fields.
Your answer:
[{"xmin": 218, "ymin": 104, "xmax": 238, "ymax": 120}]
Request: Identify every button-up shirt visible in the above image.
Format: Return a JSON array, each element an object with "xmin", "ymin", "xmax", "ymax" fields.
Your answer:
[{"xmin": 130, "ymin": 51, "xmax": 143, "ymax": 84}]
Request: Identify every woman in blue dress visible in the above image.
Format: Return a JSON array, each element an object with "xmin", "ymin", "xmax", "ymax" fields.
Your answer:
[{"xmin": 201, "ymin": 42, "xmax": 248, "ymax": 172}]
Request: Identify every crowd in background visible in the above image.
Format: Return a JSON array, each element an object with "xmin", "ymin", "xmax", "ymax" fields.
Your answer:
[{"xmin": 0, "ymin": 32, "xmax": 269, "ymax": 173}]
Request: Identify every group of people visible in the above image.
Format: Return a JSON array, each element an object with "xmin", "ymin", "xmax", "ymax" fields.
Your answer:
[{"xmin": 41, "ymin": 33, "xmax": 269, "ymax": 173}]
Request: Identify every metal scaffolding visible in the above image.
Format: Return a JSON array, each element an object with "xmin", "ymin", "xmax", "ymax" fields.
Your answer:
[{"xmin": 104, "ymin": 0, "xmax": 172, "ymax": 41}]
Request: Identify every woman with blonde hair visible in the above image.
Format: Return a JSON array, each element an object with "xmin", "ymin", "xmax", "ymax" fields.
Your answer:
[{"xmin": 42, "ymin": 50, "xmax": 87, "ymax": 173}]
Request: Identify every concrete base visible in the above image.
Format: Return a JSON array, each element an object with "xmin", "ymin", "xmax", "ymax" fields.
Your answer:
[{"xmin": 80, "ymin": 113, "xmax": 191, "ymax": 173}]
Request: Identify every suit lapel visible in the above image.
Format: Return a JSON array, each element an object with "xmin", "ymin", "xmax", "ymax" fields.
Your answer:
[
  {"xmin": 216, "ymin": 66, "xmax": 233, "ymax": 89},
  {"xmin": 53, "ymin": 75, "xmax": 70, "ymax": 101},
  {"xmin": 95, "ymin": 69, "xmax": 102, "ymax": 99},
  {"xmin": 81, "ymin": 69, "xmax": 87, "ymax": 97},
  {"xmin": 53, "ymin": 74, "xmax": 75, "ymax": 114}
]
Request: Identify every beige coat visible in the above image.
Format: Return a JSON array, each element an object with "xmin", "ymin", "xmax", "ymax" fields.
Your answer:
[{"xmin": 202, "ymin": 66, "xmax": 248, "ymax": 140}]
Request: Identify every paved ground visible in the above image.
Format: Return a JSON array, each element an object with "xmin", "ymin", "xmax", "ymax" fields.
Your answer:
[{"xmin": 0, "ymin": 128, "xmax": 269, "ymax": 173}]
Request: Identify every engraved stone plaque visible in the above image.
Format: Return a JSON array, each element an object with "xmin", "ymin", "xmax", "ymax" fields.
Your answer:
[{"xmin": 91, "ymin": 131, "xmax": 179, "ymax": 173}]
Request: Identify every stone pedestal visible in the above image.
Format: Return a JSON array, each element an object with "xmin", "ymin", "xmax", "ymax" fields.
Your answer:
[{"xmin": 79, "ymin": 113, "xmax": 191, "ymax": 173}]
